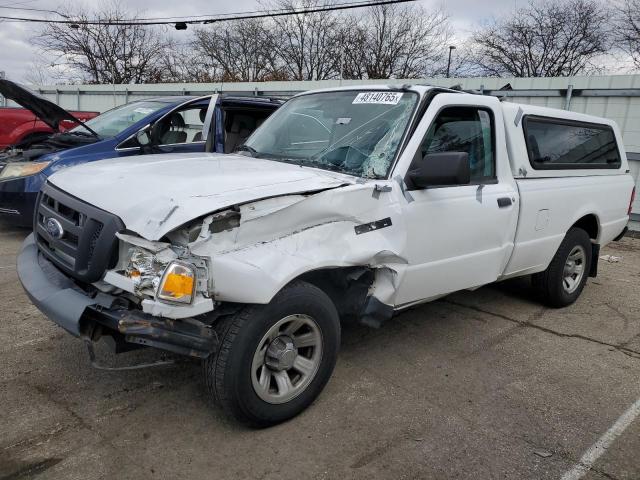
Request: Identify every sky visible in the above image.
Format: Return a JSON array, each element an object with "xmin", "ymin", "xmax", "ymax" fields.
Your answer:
[{"xmin": 0, "ymin": 0, "xmax": 631, "ymax": 83}]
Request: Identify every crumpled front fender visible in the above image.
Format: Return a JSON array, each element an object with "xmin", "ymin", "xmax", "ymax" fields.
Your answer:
[{"xmin": 190, "ymin": 183, "xmax": 409, "ymax": 305}]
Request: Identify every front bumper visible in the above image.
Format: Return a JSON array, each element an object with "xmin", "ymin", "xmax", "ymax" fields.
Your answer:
[
  {"xmin": 17, "ymin": 234, "xmax": 218, "ymax": 358},
  {"xmin": 0, "ymin": 178, "xmax": 36, "ymax": 227}
]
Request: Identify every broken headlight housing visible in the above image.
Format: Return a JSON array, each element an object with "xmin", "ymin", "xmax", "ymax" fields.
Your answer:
[
  {"xmin": 123, "ymin": 247, "xmax": 201, "ymax": 305},
  {"xmin": 125, "ymin": 247, "xmax": 166, "ymax": 295}
]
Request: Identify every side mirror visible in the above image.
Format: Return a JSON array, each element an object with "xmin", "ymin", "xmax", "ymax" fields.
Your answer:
[
  {"xmin": 136, "ymin": 129, "xmax": 151, "ymax": 146},
  {"xmin": 407, "ymin": 152, "xmax": 470, "ymax": 189}
]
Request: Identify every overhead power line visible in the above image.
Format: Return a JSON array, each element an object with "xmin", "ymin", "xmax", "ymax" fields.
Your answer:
[
  {"xmin": 125, "ymin": 0, "xmax": 390, "ymax": 22},
  {"xmin": 0, "ymin": 0, "xmax": 416, "ymax": 26},
  {"xmin": 0, "ymin": 5, "xmax": 68, "ymax": 16}
]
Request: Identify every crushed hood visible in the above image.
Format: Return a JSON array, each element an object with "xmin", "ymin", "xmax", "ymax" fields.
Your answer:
[
  {"xmin": 48, "ymin": 153, "xmax": 354, "ymax": 240},
  {"xmin": 0, "ymin": 79, "xmax": 89, "ymax": 132}
]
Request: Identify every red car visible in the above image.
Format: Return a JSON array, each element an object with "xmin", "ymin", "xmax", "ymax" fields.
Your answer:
[{"xmin": 0, "ymin": 107, "xmax": 98, "ymax": 149}]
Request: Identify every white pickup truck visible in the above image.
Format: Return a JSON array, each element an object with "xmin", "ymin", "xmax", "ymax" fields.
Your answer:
[{"xmin": 18, "ymin": 86, "xmax": 635, "ymax": 426}]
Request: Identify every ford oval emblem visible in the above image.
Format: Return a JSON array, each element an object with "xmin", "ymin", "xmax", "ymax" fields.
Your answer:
[{"xmin": 45, "ymin": 217, "xmax": 64, "ymax": 239}]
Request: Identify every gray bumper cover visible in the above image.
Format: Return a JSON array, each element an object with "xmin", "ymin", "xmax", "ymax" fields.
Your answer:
[
  {"xmin": 17, "ymin": 234, "xmax": 218, "ymax": 358},
  {"xmin": 17, "ymin": 233, "xmax": 115, "ymax": 336}
]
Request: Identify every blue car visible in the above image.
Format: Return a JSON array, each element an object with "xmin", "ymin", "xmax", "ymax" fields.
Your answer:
[{"xmin": 0, "ymin": 79, "xmax": 282, "ymax": 226}]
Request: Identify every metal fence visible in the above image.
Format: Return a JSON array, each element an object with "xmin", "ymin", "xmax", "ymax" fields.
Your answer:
[{"xmin": 2, "ymin": 75, "xmax": 639, "ymax": 221}]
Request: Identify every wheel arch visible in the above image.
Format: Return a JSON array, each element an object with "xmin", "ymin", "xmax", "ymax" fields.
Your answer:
[
  {"xmin": 568, "ymin": 214, "xmax": 600, "ymax": 277},
  {"xmin": 290, "ymin": 266, "xmax": 376, "ymax": 321},
  {"xmin": 570, "ymin": 213, "xmax": 600, "ymax": 242}
]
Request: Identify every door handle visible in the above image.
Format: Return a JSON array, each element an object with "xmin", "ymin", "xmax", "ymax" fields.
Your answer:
[{"xmin": 497, "ymin": 197, "xmax": 513, "ymax": 208}]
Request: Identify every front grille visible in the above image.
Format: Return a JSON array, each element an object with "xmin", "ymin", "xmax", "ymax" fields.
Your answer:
[{"xmin": 35, "ymin": 182, "xmax": 124, "ymax": 284}]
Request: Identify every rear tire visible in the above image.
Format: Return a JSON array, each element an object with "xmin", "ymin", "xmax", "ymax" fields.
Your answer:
[
  {"xmin": 203, "ymin": 281, "xmax": 340, "ymax": 427},
  {"xmin": 532, "ymin": 227, "xmax": 592, "ymax": 308}
]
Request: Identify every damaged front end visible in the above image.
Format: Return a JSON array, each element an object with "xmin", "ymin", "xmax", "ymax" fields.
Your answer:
[
  {"xmin": 88, "ymin": 181, "xmax": 407, "ymax": 360},
  {"xmin": 82, "ymin": 307, "xmax": 219, "ymax": 360},
  {"xmin": 23, "ymin": 159, "xmax": 410, "ymax": 366},
  {"xmin": 107, "ymin": 232, "xmax": 213, "ymax": 316},
  {"xmin": 80, "ymin": 232, "xmax": 220, "ymax": 358}
]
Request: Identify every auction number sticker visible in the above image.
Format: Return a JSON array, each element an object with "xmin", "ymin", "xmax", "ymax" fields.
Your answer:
[{"xmin": 352, "ymin": 92, "xmax": 403, "ymax": 105}]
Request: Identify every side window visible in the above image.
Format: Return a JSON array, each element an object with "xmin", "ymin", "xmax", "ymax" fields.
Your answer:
[
  {"xmin": 223, "ymin": 109, "xmax": 274, "ymax": 153},
  {"xmin": 158, "ymin": 105, "xmax": 208, "ymax": 145},
  {"xmin": 523, "ymin": 116, "xmax": 621, "ymax": 169},
  {"xmin": 420, "ymin": 107, "xmax": 495, "ymax": 182}
]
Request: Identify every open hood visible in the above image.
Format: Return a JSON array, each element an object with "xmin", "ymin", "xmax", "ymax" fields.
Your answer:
[
  {"xmin": 0, "ymin": 79, "xmax": 95, "ymax": 134},
  {"xmin": 48, "ymin": 153, "xmax": 354, "ymax": 240}
]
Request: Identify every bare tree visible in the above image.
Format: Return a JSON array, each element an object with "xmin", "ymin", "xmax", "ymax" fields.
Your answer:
[
  {"xmin": 191, "ymin": 19, "xmax": 282, "ymax": 82},
  {"xmin": 32, "ymin": 2, "xmax": 172, "ymax": 84},
  {"xmin": 615, "ymin": 0, "xmax": 640, "ymax": 69},
  {"xmin": 342, "ymin": 4, "xmax": 450, "ymax": 79},
  {"xmin": 264, "ymin": 0, "xmax": 343, "ymax": 81},
  {"xmin": 432, "ymin": 41, "xmax": 487, "ymax": 79},
  {"xmin": 23, "ymin": 54, "xmax": 56, "ymax": 85},
  {"xmin": 159, "ymin": 40, "xmax": 220, "ymax": 83},
  {"xmin": 472, "ymin": 0, "xmax": 612, "ymax": 77}
]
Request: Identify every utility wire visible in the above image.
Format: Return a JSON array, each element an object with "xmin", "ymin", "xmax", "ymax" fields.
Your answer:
[
  {"xmin": 129, "ymin": 0, "xmax": 391, "ymax": 22},
  {"xmin": 94, "ymin": 0, "xmax": 384, "ymax": 23},
  {"xmin": 0, "ymin": 0, "xmax": 415, "ymax": 26},
  {"xmin": 0, "ymin": 5, "xmax": 69, "ymax": 17}
]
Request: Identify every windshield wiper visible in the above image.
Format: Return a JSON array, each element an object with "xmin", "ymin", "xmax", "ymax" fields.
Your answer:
[{"xmin": 276, "ymin": 157, "xmax": 353, "ymax": 175}]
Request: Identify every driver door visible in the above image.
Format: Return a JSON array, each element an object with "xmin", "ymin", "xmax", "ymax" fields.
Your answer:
[
  {"xmin": 116, "ymin": 96, "xmax": 217, "ymax": 157},
  {"xmin": 155, "ymin": 97, "xmax": 217, "ymax": 153},
  {"xmin": 394, "ymin": 93, "xmax": 519, "ymax": 306}
]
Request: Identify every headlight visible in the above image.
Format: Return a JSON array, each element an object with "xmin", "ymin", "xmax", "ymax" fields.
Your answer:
[
  {"xmin": 122, "ymin": 245, "xmax": 203, "ymax": 304},
  {"xmin": 0, "ymin": 161, "xmax": 50, "ymax": 180},
  {"xmin": 157, "ymin": 262, "xmax": 195, "ymax": 304},
  {"xmin": 125, "ymin": 248, "xmax": 166, "ymax": 294}
]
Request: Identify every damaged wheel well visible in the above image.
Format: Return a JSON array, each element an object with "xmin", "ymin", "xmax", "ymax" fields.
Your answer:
[
  {"xmin": 291, "ymin": 267, "xmax": 395, "ymax": 328},
  {"xmin": 294, "ymin": 267, "xmax": 375, "ymax": 322}
]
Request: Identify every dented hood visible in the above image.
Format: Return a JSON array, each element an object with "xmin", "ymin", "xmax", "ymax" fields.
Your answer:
[
  {"xmin": 47, "ymin": 152, "xmax": 353, "ymax": 240},
  {"xmin": 0, "ymin": 79, "xmax": 92, "ymax": 132}
]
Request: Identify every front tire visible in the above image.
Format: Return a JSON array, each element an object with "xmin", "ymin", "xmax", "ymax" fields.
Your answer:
[
  {"xmin": 203, "ymin": 281, "xmax": 340, "ymax": 427},
  {"xmin": 532, "ymin": 227, "xmax": 592, "ymax": 308}
]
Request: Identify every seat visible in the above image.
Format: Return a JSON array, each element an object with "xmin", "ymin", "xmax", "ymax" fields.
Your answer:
[
  {"xmin": 225, "ymin": 114, "xmax": 256, "ymax": 153},
  {"xmin": 160, "ymin": 113, "xmax": 187, "ymax": 145},
  {"xmin": 192, "ymin": 108, "xmax": 208, "ymax": 142}
]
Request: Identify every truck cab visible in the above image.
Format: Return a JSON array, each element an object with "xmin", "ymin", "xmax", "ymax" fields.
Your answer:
[{"xmin": 17, "ymin": 85, "xmax": 635, "ymax": 427}]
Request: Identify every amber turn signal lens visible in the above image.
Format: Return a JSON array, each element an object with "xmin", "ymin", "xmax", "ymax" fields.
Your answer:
[{"xmin": 157, "ymin": 263, "xmax": 195, "ymax": 304}]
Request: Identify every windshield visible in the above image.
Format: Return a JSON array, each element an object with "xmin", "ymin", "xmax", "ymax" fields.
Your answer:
[
  {"xmin": 243, "ymin": 90, "xmax": 418, "ymax": 178},
  {"xmin": 71, "ymin": 100, "xmax": 168, "ymax": 138}
]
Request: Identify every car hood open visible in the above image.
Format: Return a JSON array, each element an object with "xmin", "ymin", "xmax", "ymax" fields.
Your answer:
[
  {"xmin": 47, "ymin": 152, "xmax": 354, "ymax": 240},
  {"xmin": 0, "ymin": 79, "xmax": 88, "ymax": 132}
]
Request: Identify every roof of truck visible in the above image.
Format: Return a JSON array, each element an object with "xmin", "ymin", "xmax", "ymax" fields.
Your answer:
[{"xmin": 293, "ymin": 84, "xmax": 436, "ymax": 96}]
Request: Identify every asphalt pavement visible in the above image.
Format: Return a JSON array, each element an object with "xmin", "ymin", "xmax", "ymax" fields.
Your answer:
[{"xmin": 1, "ymin": 226, "xmax": 639, "ymax": 480}]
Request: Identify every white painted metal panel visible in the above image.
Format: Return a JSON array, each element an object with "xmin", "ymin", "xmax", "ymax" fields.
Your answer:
[{"xmin": 2, "ymin": 74, "xmax": 639, "ymax": 220}]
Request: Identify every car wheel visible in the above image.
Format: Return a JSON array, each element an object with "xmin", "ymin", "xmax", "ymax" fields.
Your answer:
[
  {"xmin": 203, "ymin": 281, "xmax": 340, "ymax": 427},
  {"xmin": 532, "ymin": 227, "xmax": 592, "ymax": 308}
]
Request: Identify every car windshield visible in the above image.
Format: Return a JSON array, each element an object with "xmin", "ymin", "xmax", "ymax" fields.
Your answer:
[
  {"xmin": 70, "ymin": 100, "xmax": 168, "ymax": 138},
  {"xmin": 243, "ymin": 90, "xmax": 418, "ymax": 178}
]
